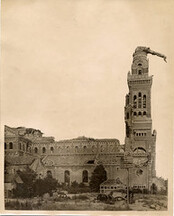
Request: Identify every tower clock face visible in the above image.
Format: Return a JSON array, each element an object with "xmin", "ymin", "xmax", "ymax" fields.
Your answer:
[{"xmin": 133, "ymin": 157, "xmax": 148, "ymax": 167}]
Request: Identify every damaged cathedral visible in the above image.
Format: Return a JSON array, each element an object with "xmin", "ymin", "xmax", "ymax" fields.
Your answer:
[{"xmin": 4, "ymin": 47, "xmax": 167, "ymax": 195}]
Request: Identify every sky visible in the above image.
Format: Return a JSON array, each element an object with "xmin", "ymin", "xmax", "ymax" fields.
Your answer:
[{"xmin": 1, "ymin": 0, "xmax": 174, "ymax": 179}]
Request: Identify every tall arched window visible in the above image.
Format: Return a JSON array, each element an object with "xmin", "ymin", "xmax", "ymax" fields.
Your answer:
[
  {"xmin": 143, "ymin": 95, "xmax": 146, "ymax": 108},
  {"xmin": 4, "ymin": 143, "xmax": 7, "ymax": 150},
  {"xmin": 138, "ymin": 92, "xmax": 142, "ymax": 108},
  {"xmin": 64, "ymin": 170, "xmax": 70, "ymax": 185},
  {"xmin": 23, "ymin": 144, "xmax": 25, "ymax": 151},
  {"xmin": 42, "ymin": 147, "xmax": 46, "ymax": 154},
  {"xmin": 133, "ymin": 95, "xmax": 137, "ymax": 108},
  {"xmin": 34, "ymin": 147, "xmax": 38, "ymax": 153},
  {"xmin": 50, "ymin": 147, "xmax": 54, "ymax": 154},
  {"xmin": 82, "ymin": 170, "xmax": 88, "ymax": 183},
  {"xmin": 26, "ymin": 143, "xmax": 29, "ymax": 151},
  {"xmin": 9, "ymin": 142, "xmax": 13, "ymax": 149},
  {"xmin": 19, "ymin": 143, "xmax": 22, "ymax": 150}
]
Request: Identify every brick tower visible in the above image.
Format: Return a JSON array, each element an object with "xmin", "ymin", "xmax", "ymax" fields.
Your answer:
[{"xmin": 124, "ymin": 47, "xmax": 166, "ymax": 188}]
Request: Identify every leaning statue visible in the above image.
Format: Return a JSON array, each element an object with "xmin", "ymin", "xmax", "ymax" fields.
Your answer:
[{"xmin": 133, "ymin": 46, "xmax": 167, "ymax": 62}]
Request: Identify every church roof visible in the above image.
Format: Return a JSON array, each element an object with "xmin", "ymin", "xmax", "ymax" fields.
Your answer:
[
  {"xmin": 56, "ymin": 136, "xmax": 120, "ymax": 144},
  {"xmin": 101, "ymin": 178, "xmax": 126, "ymax": 186},
  {"xmin": 5, "ymin": 156, "xmax": 36, "ymax": 165}
]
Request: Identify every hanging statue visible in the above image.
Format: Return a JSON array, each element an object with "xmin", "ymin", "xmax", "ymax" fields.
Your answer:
[{"xmin": 133, "ymin": 46, "xmax": 167, "ymax": 62}]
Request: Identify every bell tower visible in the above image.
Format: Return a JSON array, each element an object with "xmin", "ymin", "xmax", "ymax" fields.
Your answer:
[{"xmin": 124, "ymin": 47, "xmax": 166, "ymax": 179}]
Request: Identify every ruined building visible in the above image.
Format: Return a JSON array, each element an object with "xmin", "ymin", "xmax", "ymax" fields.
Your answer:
[{"xmin": 5, "ymin": 47, "xmax": 166, "ymax": 193}]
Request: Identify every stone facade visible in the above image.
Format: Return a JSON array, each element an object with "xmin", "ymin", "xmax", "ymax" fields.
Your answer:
[{"xmin": 4, "ymin": 126, "xmax": 33, "ymax": 157}]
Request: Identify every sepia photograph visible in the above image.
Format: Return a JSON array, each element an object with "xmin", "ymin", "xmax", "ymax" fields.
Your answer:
[{"xmin": 1, "ymin": 0, "xmax": 174, "ymax": 215}]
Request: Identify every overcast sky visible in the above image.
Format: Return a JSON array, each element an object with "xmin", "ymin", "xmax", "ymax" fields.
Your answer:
[{"xmin": 1, "ymin": 0, "xmax": 174, "ymax": 179}]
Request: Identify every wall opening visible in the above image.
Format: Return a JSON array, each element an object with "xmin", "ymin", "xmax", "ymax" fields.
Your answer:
[
  {"xmin": 34, "ymin": 147, "xmax": 38, "ymax": 154},
  {"xmin": 133, "ymin": 95, "xmax": 137, "ymax": 108},
  {"xmin": 42, "ymin": 147, "xmax": 46, "ymax": 154},
  {"xmin": 138, "ymin": 111, "xmax": 142, "ymax": 116},
  {"xmin": 82, "ymin": 170, "xmax": 88, "ymax": 183},
  {"xmin": 64, "ymin": 170, "xmax": 70, "ymax": 185},
  {"xmin": 9, "ymin": 142, "xmax": 13, "ymax": 149},
  {"xmin": 143, "ymin": 95, "xmax": 146, "ymax": 108},
  {"xmin": 50, "ymin": 147, "xmax": 54, "ymax": 154},
  {"xmin": 138, "ymin": 92, "xmax": 142, "ymax": 108}
]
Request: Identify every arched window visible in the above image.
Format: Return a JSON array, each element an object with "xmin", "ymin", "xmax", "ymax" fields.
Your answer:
[
  {"xmin": 143, "ymin": 95, "xmax": 146, "ymax": 108},
  {"xmin": 75, "ymin": 146, "xmax": 78, "ymax": 153},
  {"xmin": 138, "ymin": 69, "xmax": 142, "ymax": 75},
  {"xmin": 133, "ymin": 112, "xmax": 137, "ymax": 116},
  {"xmin": 50, "ymin": 147, "xmax": 54, "ymax": 154},
  {"xmin": 83, "ymin": 146, "xmax": 87, "ymax": 152},
  {"xmin": 136, "ymin": 169, "xmax": 143, "ymax": 176},
  {"xmin": 19, "ymin": 143, "xmax": 22, "ymax": 150},
  {"xmin": 133, "ymin": 95, "xmax": 137, "ymax": 108},
  {"xmin": 4, "ymin": 143, "xmax": 7, "ymax": 150},
  {"xmin": 138, "ymin": 111, "xmax": 142, "ymax": 116},
  {"xmin": 64, "ymin": 170, "xmax": 70, "ymax": 185},
  {"xmin": 82, "ymin": 170, "xmax": 88, "ymax": 183},
  {"xmin": 9, "ymin": 142, "xmax": 13, "ymax": 149},
  {"xmin": 143, "ymin": 111, "xmax": 146, "ymax": 116},
  {"xmin": 138, "ymin": 92, "xmax": 142, "ymax": 108},
  {"xmin": 127, "ymin": 112, "xmax": 129, "ymax": 119},
  {"xmin": 23, "ymin": 144, "xmax": 25, "ymax": 151},
  {"xmin": 34, "ymin": 147, "xmax": 38, "ymax": 153},
  {"xmin": 42, "ymin": 147, "xmax": 46, "ymax": 154}
]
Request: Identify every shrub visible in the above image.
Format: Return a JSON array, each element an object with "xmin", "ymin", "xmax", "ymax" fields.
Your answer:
[
  {"xmin": 5, "ymin": 200, "xmax": 33, "ymax": 210},
  {"xmin": 89, "ymin": 165, "xmax": 107, "ymax": 192}
]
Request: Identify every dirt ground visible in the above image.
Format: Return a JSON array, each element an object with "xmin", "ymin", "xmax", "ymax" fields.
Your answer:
[
  {"xmin": 129, "ymin": 194, "xmax": 167, "ymax": 211},
  {"xmin": 5, "ymin": 193, "xmax": 167, "ymax": 211}
]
